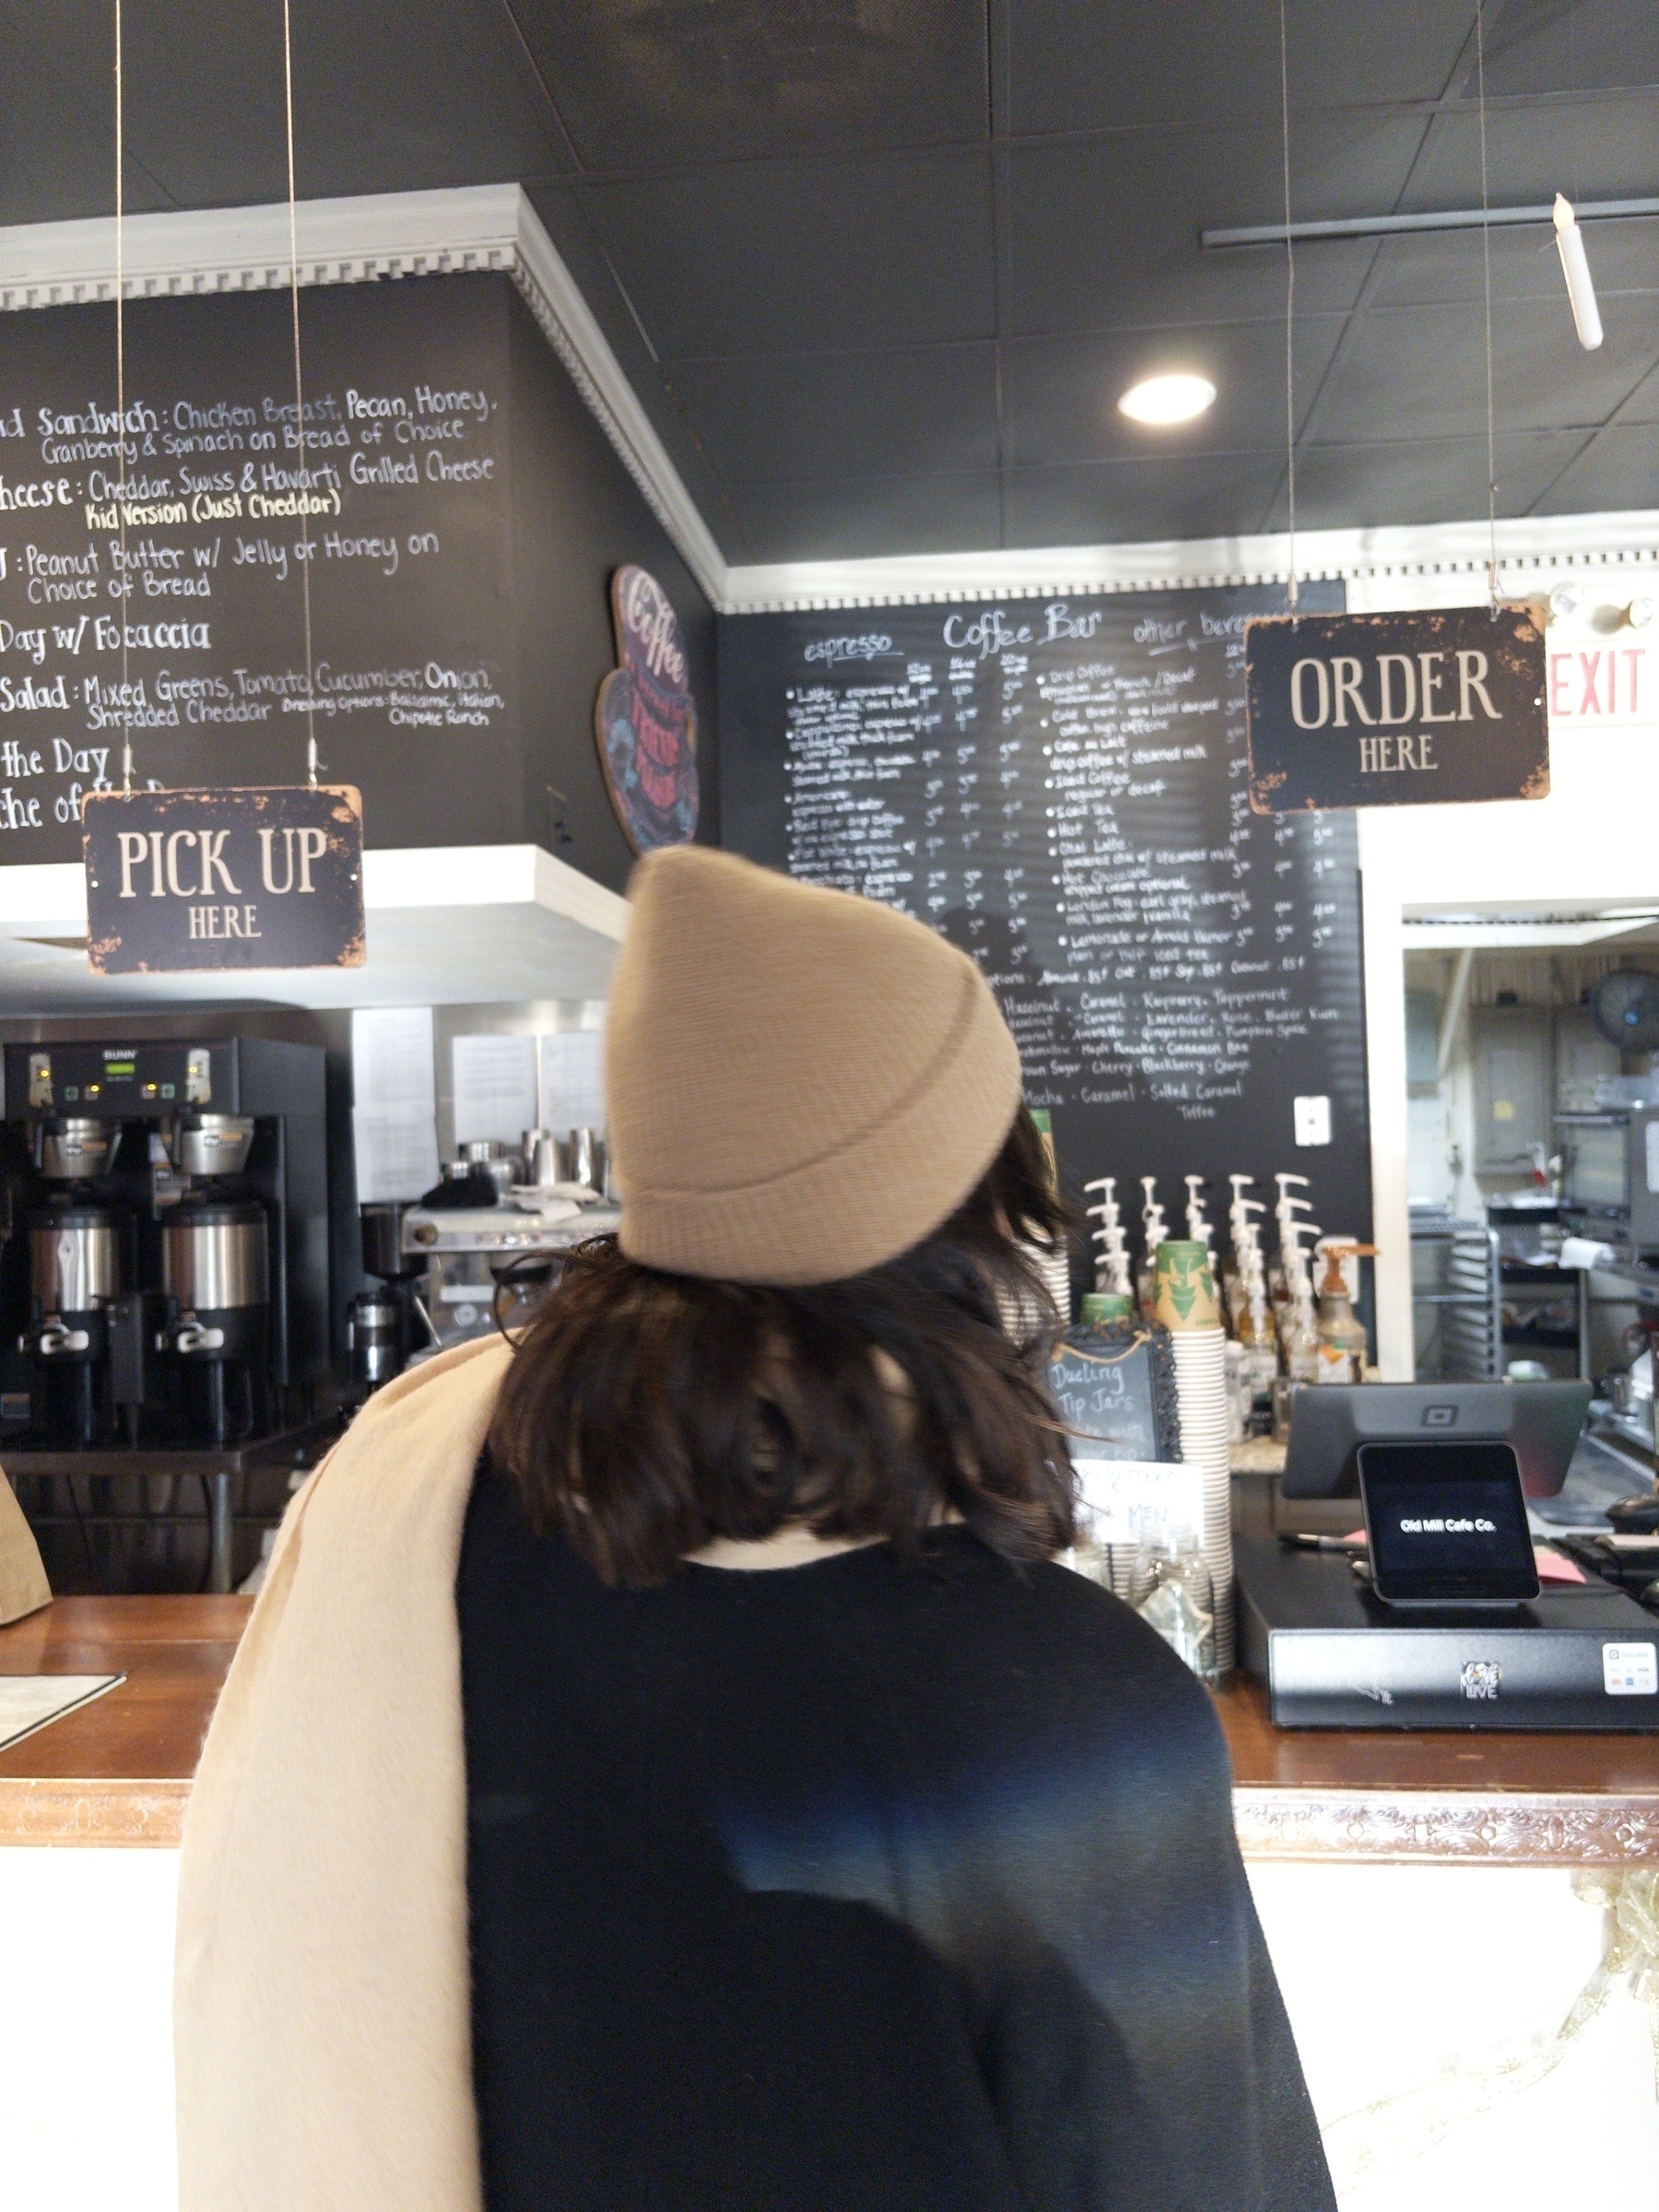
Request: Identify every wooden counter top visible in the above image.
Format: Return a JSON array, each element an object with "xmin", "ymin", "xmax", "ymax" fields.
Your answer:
[
  {"xmin": 0, "ymin": 1596, "xmax": 250, "ymax": 1845},
  {"xmin": 2, "ymin": 1598, "xmax": 1655, "ymax": 1861}
]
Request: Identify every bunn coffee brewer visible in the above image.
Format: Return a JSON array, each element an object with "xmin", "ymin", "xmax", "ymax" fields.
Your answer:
[{"xmin": 1, "ymin": 1037, "xmax": 329, "ymax": 1449}]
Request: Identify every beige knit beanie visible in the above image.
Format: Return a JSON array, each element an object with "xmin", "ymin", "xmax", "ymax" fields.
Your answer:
[{"xmin": 606, "ymin": 847, "xmax": 1023, "ymax": 1286}]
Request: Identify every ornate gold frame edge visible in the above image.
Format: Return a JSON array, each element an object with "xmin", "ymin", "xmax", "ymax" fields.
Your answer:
[{"xmin": 1232, "ymin": 1786, "xmax": 1659, "ymax": 1865}]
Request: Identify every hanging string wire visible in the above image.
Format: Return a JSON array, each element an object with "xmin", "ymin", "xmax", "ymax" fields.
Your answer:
[
  {"xmin": 1277, "ymin": 0, "xmax": 1299, "ymax": 616},
  {"xmin": 113, "ymin": 0, "xmax": 133, "ymax": 792},
  {"xmin": 1476, "ymin": 0, "xmax": 1500, "ymax": 609},
  {"xmin": 281, "ymin": 0, "xmax": 319, "ymax": 786}
]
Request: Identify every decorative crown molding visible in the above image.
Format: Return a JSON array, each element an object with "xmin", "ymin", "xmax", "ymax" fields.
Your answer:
[
  {"xmin": 0, "ymin": 183, "xmax": 727, "ymax": 609},
  {"xmin": 721, "ymin": 511, "xmax": 1659, "ymax": 614}
]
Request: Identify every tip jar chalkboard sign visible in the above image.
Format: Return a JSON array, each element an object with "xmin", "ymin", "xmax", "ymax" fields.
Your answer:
[
  {"xmin": 1048, "ymin": 1323, "xmax": 1182, "ymax": 1465},
  {"xmin": 594, "ymin": 565, "xmax": 699, "ymax": 853},
  {"xmin": 83, "ymin": 784, "xmax": 365, "ymax": 972}
]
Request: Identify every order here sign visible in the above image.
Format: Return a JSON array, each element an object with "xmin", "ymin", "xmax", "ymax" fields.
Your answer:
[
  {"xmin": 83, "ymin": 785, "xmax": 365, "ymax": 972},
  {"xmin": 1243, "ymin": 606, "xmax": 1549, "ymax": 813}
]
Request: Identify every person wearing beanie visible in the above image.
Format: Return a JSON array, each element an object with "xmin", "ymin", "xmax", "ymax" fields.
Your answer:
[{"xmin": 174, "ymin": 847, "xmax": 1333, "ymax": 2212}]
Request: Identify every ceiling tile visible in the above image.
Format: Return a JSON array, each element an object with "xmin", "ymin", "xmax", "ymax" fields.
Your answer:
[
  {"xmin": 1610, "ymin": 356, "xmax": 1659, "ymax": 423},
  {"xmin": 1004, "ymin": 453, "xmax": 1288, "ymax": 547},
  {"xmin": 1270, "ymin": 430, "xmax": 1593, "ymax": 530},
  {"xmin": 1308, "ymin": 294, "xmax": 1659, "ymax": 441},
  {"xmin": 504, "ymin": 0, "xmax": 988, "ymax": 170},
  {"xmin": 1400, "ymin": 90, "xmax": 1659, "ymax": 210},
  {"xmin": 1006, "ymin": 120, "xmax": 1425, "ymax": 336},
  {"xmin": 1008, "ymin": 0, "xmax": 1476, "ymax": 135},
  {"xmin": 728, "ymin": 471, "xmax": 1003, "ymax": 562},
  {"xmin": 1477, "ymin": 0, "xmax": 1659, "ymax": 99},
  {"xmin": 668, "ymin": 343, "xmax": 999, "ymax": 485},
  {"xmin": 583, "ymin": 150, "xmax": 996, "ymax": 358},
  {"xmin": 1533, "ymin": 421, "xmax": 1659, "ymax": 512},
  {"xmin": 1365, "ymin": 214, "xmax": 1659, "ymax": 309},
  {"xmin": 1005, "ymin": 320, "xmax": 1347, "ymax": 469},
  {"xmin": 0, "ymin": 6, "xmax": 173, "ymax": 223},
  {"xmin": 135, "ymin": 0, "xmax": 571, "ymax": 207}
]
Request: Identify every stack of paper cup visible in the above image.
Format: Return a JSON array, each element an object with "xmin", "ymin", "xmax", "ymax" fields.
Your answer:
[{"xmin": 1153, "ymin": 1242, "xmax": 1236, "ymax": 1675}]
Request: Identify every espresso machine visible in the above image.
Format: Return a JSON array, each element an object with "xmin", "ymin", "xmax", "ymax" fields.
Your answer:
[{"xmin": 1, "ymin": 1035, "xmax": 331, "ymax": 1450}]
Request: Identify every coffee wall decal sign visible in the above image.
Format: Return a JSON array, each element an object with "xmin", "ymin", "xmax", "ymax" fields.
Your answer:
[
  {"xmin": 83, "ymin": 784, "xmax": 365, "ymax": 972},
  {"xmin": 1244, "ymin": 606, "xmax": 1548, "ymax": 812},
  {"xmin": 594, "ymin": 564, "xmax": 699, "ymax": 853}
]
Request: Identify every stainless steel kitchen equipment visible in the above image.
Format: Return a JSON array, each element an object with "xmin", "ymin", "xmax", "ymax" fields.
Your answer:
[
  {"xmin": 171, "ymin": 1113, "xmax": 256, "ymax": 1180},
  {"xmin": 1557, "ymin": 1103, "xmax": 1659, "ymax": 1258},
  {"xmin": 566, "ymin": 1127, "xmax": 606, "ymax": 1194},
  {"xmin": 18, "ymin": 1204, "xmax": 126, "ymax": 1447},
  {"xmin": 347, "ymin": 1287, "xmax": 406, "ymax": 1391},
  {"xmin": 159, "ymin": 1199, "xmax": 271, "ymax": 1447},
  {"xmin": 36, "ymin": 1117, "xmax": 122, "ymax": 1182},
  {"xmin": 402, "ymin": 1189, "xmax": 617, "ymax": 1352}
]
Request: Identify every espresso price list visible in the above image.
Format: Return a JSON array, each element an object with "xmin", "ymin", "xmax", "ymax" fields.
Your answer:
[{"xmin": 733, "ymin": 583, "xmax": 1371, "ymax": 1227}]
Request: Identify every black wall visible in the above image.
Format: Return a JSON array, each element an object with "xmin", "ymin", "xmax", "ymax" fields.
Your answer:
[{"xmin": 506, "ymin": 285, "xmax": 717, "ymax": 884}]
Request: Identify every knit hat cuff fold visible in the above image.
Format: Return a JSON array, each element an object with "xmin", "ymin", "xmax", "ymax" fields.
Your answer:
[{"xmin": 618, "ymin": 973, "xmax": 1022, "ymax": 1286}]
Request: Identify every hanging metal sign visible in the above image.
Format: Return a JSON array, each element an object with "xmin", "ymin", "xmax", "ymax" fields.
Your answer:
[
  {"xmin": 1244, "ymin": 606, "xmax": 1549, "ymax": 813},
  {"xmin": 82, "ymin": 785, "xmax": 365, "ymax": 973}
]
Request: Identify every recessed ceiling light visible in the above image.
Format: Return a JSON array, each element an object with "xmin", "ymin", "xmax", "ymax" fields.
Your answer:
[{"xmin": 1118, "ymin": 373, "xmax": 1216, "ymax": 426}]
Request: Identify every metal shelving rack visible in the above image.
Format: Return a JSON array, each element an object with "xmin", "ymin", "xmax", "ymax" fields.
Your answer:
[{"xmin": 1410, "ymin": 1210, "xmax": 1501, "ymax": 1381}]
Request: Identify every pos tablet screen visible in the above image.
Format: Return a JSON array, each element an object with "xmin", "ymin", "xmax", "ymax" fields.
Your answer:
[{"xmin": 1358, "ymin": 1441, "xmax": 1540, "ymax": 1607}]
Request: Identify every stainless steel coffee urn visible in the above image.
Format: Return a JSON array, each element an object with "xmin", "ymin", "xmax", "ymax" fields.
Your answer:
[
  {"xmin": 19, "ymin": 1205, "xmax": 124, "ymax": 1445},
  {"xmin": 159, "ymin": 1199, "xmax": 270, "ymax": 1445}
]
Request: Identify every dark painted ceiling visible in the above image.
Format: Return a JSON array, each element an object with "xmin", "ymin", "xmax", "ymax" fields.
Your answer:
[{"xmin": 2, "ymin": 0, "xmax": 1655, "ymax": 565}]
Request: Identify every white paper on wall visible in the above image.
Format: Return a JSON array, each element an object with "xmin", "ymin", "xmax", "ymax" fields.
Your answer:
[
  {"xmin": 351, "ymin": 1008, "xmax": 441, "ymax": 1202},
  {"xmin": 352, "ymin": 1109, "xmax": 441, "ymax": 1204},
  {"xmin": 453, "ymin": 1032, "xmax": 539, "ymax": 1149},
  {"xmin": 1072, "ymin": 1459, "xmax": 1206, "ymax": 1547},
  {"xmin": 538, "ymin": 1029, "xmax": 606, "ymax": 1134}
]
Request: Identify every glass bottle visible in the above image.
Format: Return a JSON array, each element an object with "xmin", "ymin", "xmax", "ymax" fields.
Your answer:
[
  {"xmin": 1130, "ymin": 1522, "xmax": 1218, "ymax": 1684},
  {"xmin": 1314, "ymin": 1253, "xmax": 1368, "ymax": 1385}
]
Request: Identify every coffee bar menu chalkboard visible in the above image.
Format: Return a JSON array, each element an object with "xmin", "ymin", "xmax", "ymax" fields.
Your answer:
[
  {"xmin": 0, "ymin": 275, "xmax": 514, "ymax": 861},
  {"xmin": 719, "ymin": 583, "xmax": 1372, "ymax": 1241}
]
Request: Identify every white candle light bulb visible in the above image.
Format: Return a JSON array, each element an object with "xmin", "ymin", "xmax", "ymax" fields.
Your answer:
[{"xmin": 1553, "ymin": 194, "xmax": 1604, "ymax": 351}]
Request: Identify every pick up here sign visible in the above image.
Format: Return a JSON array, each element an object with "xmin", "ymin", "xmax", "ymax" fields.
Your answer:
[
  {"xmin": 83, "ymin": 785, "xmax": 365, "ymax": 972},
  {"xmin": 1244, "ymin": 606, "xmax": 1549, "ymax": 813}
]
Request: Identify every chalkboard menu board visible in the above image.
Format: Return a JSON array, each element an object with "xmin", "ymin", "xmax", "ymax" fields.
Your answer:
[
  {"xmin": 719, "ymin": 583, "xmax": 1372, "ymax": 1242},
  {"xmin": 0, "ymin": 270, "xmax": 713, "ymax": 891}
]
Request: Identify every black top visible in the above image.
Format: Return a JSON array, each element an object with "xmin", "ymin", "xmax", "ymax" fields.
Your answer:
[{"xmin": 458, "ymin": 1464, "xmax": 1334, "ymax": 2212}]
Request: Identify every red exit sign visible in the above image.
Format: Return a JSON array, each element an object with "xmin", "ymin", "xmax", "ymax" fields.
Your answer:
[{"xmin": 1547, "ymin": 641, "xmax": 1649, "ymax": 727}]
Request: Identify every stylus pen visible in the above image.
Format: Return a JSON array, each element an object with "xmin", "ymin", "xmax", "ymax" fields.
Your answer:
[{"xmin": 1284, "ymin": 1533, "xmax": 1367, "ymax": 1552}]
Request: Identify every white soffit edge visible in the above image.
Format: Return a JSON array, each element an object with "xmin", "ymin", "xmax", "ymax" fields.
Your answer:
[
  {"xmin": 0, "ymin": 844, "xmax": 628, "ymax": 1012},
  {"xmin": 0, "ymin": 183, "xmax": 726, "ymax": 609}
]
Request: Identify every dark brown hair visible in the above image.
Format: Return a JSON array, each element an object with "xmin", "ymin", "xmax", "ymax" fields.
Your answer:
[{"xmin": 488, "ymin": 1106, "xmax": 1076, "ymax": 1586}]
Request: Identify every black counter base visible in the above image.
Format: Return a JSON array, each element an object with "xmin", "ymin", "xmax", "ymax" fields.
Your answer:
[{"xmin": 1237, "ymin": 1530, "xmax": 1659, "ymax": 1730}]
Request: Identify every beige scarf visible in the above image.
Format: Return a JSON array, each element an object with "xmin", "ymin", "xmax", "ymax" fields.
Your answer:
[
  {"xmin": 0, "ymin": 1470, "xmax": 51, "ymax": 1624},
  {"xmin": 174, "ymin": 1332, "xmax": 512, "ymax": 2212}
]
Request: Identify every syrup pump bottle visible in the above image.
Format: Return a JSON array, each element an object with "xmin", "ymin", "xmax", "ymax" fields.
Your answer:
[
  {"xmin": 1313, "ymin": 1242, "xmax": 1377, "ymax": 1385},
  {"xmin": 1272, "ymin": 1172, "xmax": 1313, "ymax": 1324},
  {"xmin": 1137, "ymin": 1178, "xmax": 1167, "ymax": 1320},
  {"xmin": 1084, "ymin": 1178, "xmax": 1134, "ymax": 1298}
]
